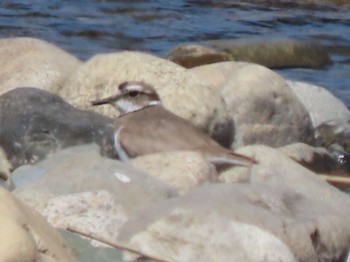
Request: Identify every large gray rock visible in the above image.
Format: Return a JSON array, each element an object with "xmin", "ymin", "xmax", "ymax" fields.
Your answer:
[
  {"xmin": 119, "ymin": 145, "xmax": 350, "ymax": 261},
  {"xmin": 59, "ymin": 51, "xmax": 234, "ymax": 147},
  {"xmin": 0, "ymin": 87, "xmax": 116, "ymax": 173},
  {"xmin": 12, "ymin": 144, "xmax": 178, "ymax": 244},
  {"xmin": 0, "ymin": 37, "xmax": 81, "ymax": 95}
]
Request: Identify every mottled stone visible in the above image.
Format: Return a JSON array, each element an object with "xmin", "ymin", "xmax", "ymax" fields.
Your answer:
[
  {"xmin": 59, "ymin": 51, "xmax": 234, "ymax": 147},
  {"xmin": 43, "ymin": 190, "xmax": 128, "ymax": 248},
  {"xmin": 316, "ymin": 119, "xmax": 350, "ymax": 155},
  {"xmin": 221, "ymin": 62, "xmax": 315, "ymax": 148},
  {"xmin": 0, "ymin": 37, "xmax": 81, "ymax": 94},
  {"xmin": 0, "ymin": 87, "xmax": 115, "ymax": 173},
  {"xmin": 118, "ymin": 145, "xmax": 350, "ymax": 261},
  {"xmin": 12, "ymin": 144, "xmax": 178, "ymax": 241},
  {"xmin": 191, "ymin": 62, "xmax": 315, "ymax": 148},
  {"xmin": 279, "ymin": 142, "xmax": 350, "ymax": 175}
]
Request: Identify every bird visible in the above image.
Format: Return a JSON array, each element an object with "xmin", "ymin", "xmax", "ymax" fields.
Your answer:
[{"xmin": 91, "ymin": 81, "xmax": 256, "ymax": 168}]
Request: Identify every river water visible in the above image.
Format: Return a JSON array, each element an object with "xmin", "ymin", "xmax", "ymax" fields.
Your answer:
[{"xmin": 0, "ymin": 0, "xmax": 349, "ymax": 106}]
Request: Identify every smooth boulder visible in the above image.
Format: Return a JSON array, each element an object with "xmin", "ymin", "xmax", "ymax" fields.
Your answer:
[
  {"xmin": 0, "ymin": 187, "xmax": 76, "ymax": 261},
  {"xmin": 0, "ymin": 37, "xmax": 81, "ymax": 94},
  {"xmin": 223, "ymin": 62, "xmax": 315, "ymax": 148},
  {"xmin": 58, "ymin": 51, "xmax": 234, "ymax": 147},
  {"xmin": 12, "ymin": 144, "xmax": 178, "ymax": 244},
  {"xmin": 167, "ymin": 44, "xmax": 229, "ymax": 68},
  {"xmin": 192, "ymin": 62, "xmax": 315, "ymax": 148},
  {"xmin": 118, "ymin": 145, "xmax": 350, "ymax": 261},
  {"xmin": 203, "ymin": 38, "xmax": 331, "ymax": 69},
  {"xmin": 0, "ymin": 87, "xmax": 116, "ymax": 173},
  {"xmin": 129, "ymin": 151, "xmax": 217, "ymax": 194}
]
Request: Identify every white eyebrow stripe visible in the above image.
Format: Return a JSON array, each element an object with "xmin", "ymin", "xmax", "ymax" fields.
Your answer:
[{"xmin": 125, "ymin": 84, "xmax": 144, "ymax": 92}]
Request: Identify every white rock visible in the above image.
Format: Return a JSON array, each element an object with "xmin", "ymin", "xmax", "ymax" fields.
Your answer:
[{"xmin": 288, "ymin": 80, "xmax": 350, "ymax": 128}]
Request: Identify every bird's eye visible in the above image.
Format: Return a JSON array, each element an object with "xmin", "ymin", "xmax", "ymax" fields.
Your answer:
[{"xmin": 129, "ymin": 91, "xmax": 139, "ymax": 97}]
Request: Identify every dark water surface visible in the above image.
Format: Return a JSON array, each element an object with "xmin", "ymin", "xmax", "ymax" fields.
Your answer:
[{"xmin": 1, "ymin": 0, "xmax": 349, "ymax": 105}]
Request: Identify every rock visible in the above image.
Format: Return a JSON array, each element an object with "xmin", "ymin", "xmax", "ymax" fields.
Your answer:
[
  {"xmin": 0, "ymin": 187, "xmax": 76, "ymax": 261},
  {"xmin": 43, "ymin": 190, "xmax": 128, "ymax": 249},
  {"xmin": 0, "ymin": 147, "xmax": 13, "ymax": 189},
  {"xmin": 118, "ymin": 145, "xmax": 350, "ymax": 261},
  {"xmin": 279, "ymin": 142, "xmax": 350, "ymax": 175},
  {"xmin": 203, "ymin": 38, "xmax": 331, "ymax": 69},
  {"xmin": 0, "ymin": 87, "xmax": 116, "ymax": 173},
  {"xmin": 12, "ymin": 144, "xmax": 178, "ymax": 244},
  {"xmin": 59, "ymin": 229, "xmax": 124, "ymax": 262},
  {"xmin": 189, "ymin": 61, "xmax": 243, "ymax": 89},
  {"xmin": 191, "ymin": 62, "xmax": 315, "ymax": 148},
  {"xmin": 119, "ymin": 187, "xmax": 297, "ymax": 261},
  {"xmin": 316, "ymin": 119, "xmax": 350, "ymax": 155},
  {"xmin": 129, "ymin": 151, "xmax": 217, "ymax": 194},
  {"xmin": 59, "ymin": 51, "xmax": 234, "ymax": 147},
  {"xmin": 222, "ymin": 62, "xmax": 315, "ymax": 148},
  {"xmin": 0, "ymin": 37, "xmax": 81, "ymax": 94},
  {"xmin": 298, "ymin": 0, "xmax": 350, "ymax": 6},
  {"xmin": 167, "ymin": 44, "xmax": 229, "ymax": 68},
  {"xmin": 287, "ymin": 80, "xmax": 350, "ymax": 128}
]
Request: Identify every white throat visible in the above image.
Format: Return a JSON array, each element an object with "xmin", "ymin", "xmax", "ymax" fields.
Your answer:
[{"xmin": 114, "ymin": 99, "xmax": 161, "ymax": 114}]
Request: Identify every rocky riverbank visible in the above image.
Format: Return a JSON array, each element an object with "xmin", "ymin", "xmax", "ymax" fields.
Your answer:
[{"xmin": 0, "ymin": 37, "xmax": 350, "ymax": 261}]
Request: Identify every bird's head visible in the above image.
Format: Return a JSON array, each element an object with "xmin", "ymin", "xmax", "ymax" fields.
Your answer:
[{"xmin": 91, "ymin": 81, "xmax": 161, "ymax": 114}]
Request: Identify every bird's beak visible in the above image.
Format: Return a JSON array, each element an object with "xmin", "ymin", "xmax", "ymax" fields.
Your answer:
[{"xmin": 91, "ymin": 91, "xmax": 121, "ymax": 106}]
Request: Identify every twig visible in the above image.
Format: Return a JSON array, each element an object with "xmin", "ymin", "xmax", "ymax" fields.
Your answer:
[
  {"xmin": 319, "ymin": 174, "xmax": 350, "ymax": 185},
  {"xmin": 66, "ymin": 226, "xmax": 174, "ymax": 262}
]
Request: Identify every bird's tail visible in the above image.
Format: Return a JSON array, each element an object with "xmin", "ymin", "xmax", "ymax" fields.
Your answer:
[{"xmin": 207, "ymin": 152, "xmax": 257, "ymax": 171}]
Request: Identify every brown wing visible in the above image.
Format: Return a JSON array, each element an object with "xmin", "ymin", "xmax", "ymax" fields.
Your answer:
[
  {"xmin": 116, "ymin": 106, "xmax": 222, "ymax": 157},
  {"xmin": 117, "ymin": 106, "xmax": 257, "ymax": 167}
]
